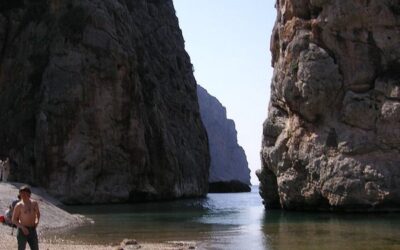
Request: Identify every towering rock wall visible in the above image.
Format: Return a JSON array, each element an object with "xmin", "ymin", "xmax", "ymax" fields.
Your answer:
[
  {"xmin": 0, "ymin": 0, "xmax": 209, "ymax": 204},
  {"xmin": 197, "ymin": 85, "xmax": 251, "ymax": 191},
  {"xmin": 258, "ymin": 0, "xmax": 400, "ymax": 211}
]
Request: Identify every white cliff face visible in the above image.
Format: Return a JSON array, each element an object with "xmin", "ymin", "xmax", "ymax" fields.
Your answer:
[
  {"xmin": 197, "ymin": 85, "xmax": 251, "ymax": 186},
  {"xmin": 258, "ymin": 0, "xmax": 400, "ymax": 211}
]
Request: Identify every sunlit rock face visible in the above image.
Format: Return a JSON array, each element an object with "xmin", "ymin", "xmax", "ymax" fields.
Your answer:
[
  {"xmin": 258, "ymin": 0, "xmax": 400, "ymax": 211},
  {"xmin": 0, "ymin": 0, "xmax": 209, "ymax": 204},
  {"xmin": 197, "ymin": 85, "xmax": 251, "ymax": 192}
]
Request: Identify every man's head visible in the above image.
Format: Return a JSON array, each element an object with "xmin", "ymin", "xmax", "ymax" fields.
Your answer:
[{"xmin": 19, "ymin": 185, "xmax": 31, "ymax": 199}]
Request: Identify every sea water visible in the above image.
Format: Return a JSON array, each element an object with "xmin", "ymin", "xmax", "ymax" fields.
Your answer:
[{"xmin": 47, "ymin": 186, "xmax": 400, "ymax": 250}]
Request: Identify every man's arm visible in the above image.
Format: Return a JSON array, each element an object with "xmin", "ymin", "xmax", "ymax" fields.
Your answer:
[
  {"xmin": 34, "ymin": 201, "xmax": 40, "ymax": 227},
  {"xmin": 12, "ymin": 204, "xmax": 28, "ymax": 235},
  {"xmin": 11, "ymin": 204, "xmax": 20, "ymax": 226}
]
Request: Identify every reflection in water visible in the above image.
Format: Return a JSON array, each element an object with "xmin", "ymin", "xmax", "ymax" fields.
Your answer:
[
  {"xmin": 46, "ymin": 187, "xmax": 400, "ymax": 250},
  {"xmin": 262, "ymin": 211, "xmax": 400, "ymax": 250}
]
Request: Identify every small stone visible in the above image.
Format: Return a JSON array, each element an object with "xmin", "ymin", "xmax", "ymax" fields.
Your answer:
[{"xmin": 121, "ymin": 238, "xmax": 138, "ymax": 246}]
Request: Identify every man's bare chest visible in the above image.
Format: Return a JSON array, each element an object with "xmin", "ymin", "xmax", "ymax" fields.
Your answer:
[{"xmin": 21, "ymin": 203, "xmax": 36, "ymax": 216}]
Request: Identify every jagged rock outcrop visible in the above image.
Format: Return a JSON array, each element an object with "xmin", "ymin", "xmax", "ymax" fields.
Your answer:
[
  {"xmin": 258, "ymin": 0, "xmax": 400, "ymax": 211},
  {"xmin": 0, "ymin": 0, "xmax": 210, "ymax": 204},
  {"xmin": 197, "ymin": 85, "xmax": 251, "ymax": 192}
]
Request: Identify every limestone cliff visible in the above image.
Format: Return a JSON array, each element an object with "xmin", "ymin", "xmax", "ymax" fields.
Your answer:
[
  {"xmin": 258, "ymin": 0, "xmax": 400, "ymax": 211},
  {"xmin": 197, "ymin": 85, "xmax": 251, "ymax": 192},
  {"xmin": 0, "ymin": 0, "xmax": 209, "ymax": 204}
]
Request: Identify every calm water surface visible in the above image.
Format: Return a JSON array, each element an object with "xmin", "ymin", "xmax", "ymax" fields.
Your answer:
[{"xmin": 47, "ymin": 187, "xmax": 400, "ymax": 250}]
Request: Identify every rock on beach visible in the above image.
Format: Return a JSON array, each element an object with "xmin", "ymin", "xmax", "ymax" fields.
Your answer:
[{"xmin": 0, "ymin": 182, "xmax": 198, "ymax": 250}]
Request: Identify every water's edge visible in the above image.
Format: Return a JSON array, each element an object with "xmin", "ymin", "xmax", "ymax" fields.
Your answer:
[{"xmin": 44, "ymin": 187, "xmax": 400, "ymax": 250}]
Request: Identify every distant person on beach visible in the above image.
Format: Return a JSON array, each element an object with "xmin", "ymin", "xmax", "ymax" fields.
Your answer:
[
  {"xmin": 4, "ymin": 195, "xmax": 20, "ymax": 226},
  {"xmin": 0, "ymin": 159, "xmax": 4, "ymax": 181},
  {"xmin": 0, "ymin": 158, "xmax": 10, "ymax": 181},
  {"xmin": 12, "ymin": 185, "xmax": 40, "ymax": 250}
]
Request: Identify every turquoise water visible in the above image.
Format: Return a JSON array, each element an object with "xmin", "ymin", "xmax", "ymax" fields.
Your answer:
[{"xmin": 47, "ymin": 187, "xmax": 400, "ymax": 250}]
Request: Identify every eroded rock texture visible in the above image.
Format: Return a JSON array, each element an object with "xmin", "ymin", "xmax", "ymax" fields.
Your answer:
[
  {"xmin": 0, "ymin": 0, "xmax": 209, "ymax": 204},
  {"xmin": 258, "ymin": 0, "xmax": 400, "ymax": 211},
  {"xmin": 197, "ymin": 85, "xmax": 251, "ymax": 192}
]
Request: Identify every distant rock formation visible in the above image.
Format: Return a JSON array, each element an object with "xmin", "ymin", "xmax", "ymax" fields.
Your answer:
[
  {"xmin": 0, "ymin": 0, "xmax": 210, "ymax": 204},
  {"xmin": 258, "ymin": 0, "xmax": 400, "ymax": 211},
  {"xmin": 209, "ymin": 181, "xmax": 251, "ymax": 193},
  {"xmin": 197, "ymin": 85, "xmax": 251, "ymax": 192}
]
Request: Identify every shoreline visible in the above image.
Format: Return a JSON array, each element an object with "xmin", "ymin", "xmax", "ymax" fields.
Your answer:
[
  {"xmin": 1, "ymin": 222, "xmax": 198, "ymax": 250},
  {"xmin": 0, "ymin": 228, "xmax": 198, "ymax": 250},
  {"xmin": 0, "ymin": 182, "xmax": 198, "ymax": 250}
]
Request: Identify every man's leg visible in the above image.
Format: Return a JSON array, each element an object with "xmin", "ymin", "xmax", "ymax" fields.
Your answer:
[
  {"xmin": 17, "ymin": 228, "xmax": 27, "ymax": 250},
  {"xmin": 26, "ymin": 228, "xmax": 39, "ymax": 250}
]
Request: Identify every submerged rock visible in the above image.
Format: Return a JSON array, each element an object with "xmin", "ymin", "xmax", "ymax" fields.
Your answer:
[
  {"xmin": 259, "ymin": 0, "xmax": 400, "ymax": 211},
  {"xmin": 0, "ymin": 0, "xmax": 209, "ymax": 204},
  {"xmin": 197, "ymin": 85, "xmax": 251, "ymax": 192}
]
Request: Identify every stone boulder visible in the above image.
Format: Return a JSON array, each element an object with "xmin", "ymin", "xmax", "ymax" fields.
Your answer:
[
  {"xmin": 0, "ymin": 0, "xmax": 209, "ymax": 204},
  {"xmin": 197, "ymin": 85, "xmax": 251, "ymax": 192},
  {"xmin": 259, "ymin": 0, "xmax": 400, "ymax": 211}
]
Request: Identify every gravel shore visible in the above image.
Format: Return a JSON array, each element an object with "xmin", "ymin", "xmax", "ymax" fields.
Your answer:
[
  {"xmin": 0, "ymin": 229, "xmax": 197, "ymax": 250},
  {"xmin": 0, "ymin": 182, "xmax": 198, "ymax": 250}
]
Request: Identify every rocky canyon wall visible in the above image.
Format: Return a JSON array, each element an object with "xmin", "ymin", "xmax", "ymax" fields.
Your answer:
[
  {"xmin": 258, "ymin": 0, "xmax": 400, "ymax": 211},
  {"xmin": 197, "ymin": 85, "xmax": 251, "ymax": 192},
  {"xmin": 0, "ymin": 0, "xmax": 209, "ymax": 204}
]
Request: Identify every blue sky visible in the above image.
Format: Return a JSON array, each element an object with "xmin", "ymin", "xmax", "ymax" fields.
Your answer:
[{"xmin": 174, "ymin": 1, "xmax": 277, "ymax": 184}]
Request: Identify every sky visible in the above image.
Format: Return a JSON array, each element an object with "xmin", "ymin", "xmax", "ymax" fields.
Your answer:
[{"xmin": 173, "ymin": 1, "xmax": 277, "ymax": 184}]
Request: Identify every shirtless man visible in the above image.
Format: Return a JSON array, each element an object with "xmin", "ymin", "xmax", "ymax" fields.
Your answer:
[{"xmin": 12, "ymin": 185, "xmax": 40, "ymax": 250}]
